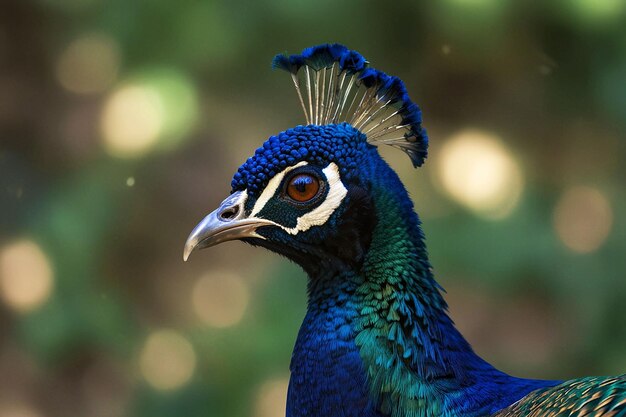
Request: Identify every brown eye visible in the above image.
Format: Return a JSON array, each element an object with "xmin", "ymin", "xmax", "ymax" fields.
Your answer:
[{"xmin": 286, "ymin": 174, "xmax": 320, "ymax": 202}]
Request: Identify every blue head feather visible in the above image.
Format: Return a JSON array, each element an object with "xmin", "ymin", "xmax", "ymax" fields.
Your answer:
[
  {"xmin": 272, "ymin": 43, "xmax": 366, "ymax": 74},
  {"xmin": 272, "ymin": 44, "xmax": 428, "ymax": 167},
  {"xmin": 231, "ymin": 123, "xmax": 369, "ymax": 196}
]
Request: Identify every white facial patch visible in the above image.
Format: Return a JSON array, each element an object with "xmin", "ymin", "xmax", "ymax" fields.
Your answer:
[
  {"xmin": 282, "ymin": 163, "xmax": 347, "ymax": 234},
  {"xmin": 250, "ymin": 161, "xmax": 308, "ymax": 217},
  {"xmin": 249, "ymin": 162, "xmax": 348, "ymax": 235}
]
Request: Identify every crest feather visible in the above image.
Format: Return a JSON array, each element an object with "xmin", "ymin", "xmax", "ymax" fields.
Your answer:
[{"xmin": 272, "ymin": 44, "xmax": 428, "ymax": 167}]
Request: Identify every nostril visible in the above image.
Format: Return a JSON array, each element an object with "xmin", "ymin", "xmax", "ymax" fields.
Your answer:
[{"xmin": 219, "ymin": 205, "xmax": 239, "ymax": 221}]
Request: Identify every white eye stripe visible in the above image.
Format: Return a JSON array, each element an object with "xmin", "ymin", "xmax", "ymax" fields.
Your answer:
[
  {"xmin": 250, "ymin": 161, "xmax": 308, "ymax": 217},
  {"xmin": 249, "ymin": 161, "xmax": 347, "ymax": 236},
  {"xmin": 281, "ymin": 163, "xmax": 347, "ymax": 235}
]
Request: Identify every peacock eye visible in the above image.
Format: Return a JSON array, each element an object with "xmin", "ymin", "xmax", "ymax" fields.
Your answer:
[{"xmin": 286, "ymin": 174, "xmax": 320, "ymax": 202}]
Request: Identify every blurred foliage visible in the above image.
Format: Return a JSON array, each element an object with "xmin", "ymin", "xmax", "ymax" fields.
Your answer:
[{"xmin": 0, "ymin": 1, "xmax": 625, "ymax": 416}]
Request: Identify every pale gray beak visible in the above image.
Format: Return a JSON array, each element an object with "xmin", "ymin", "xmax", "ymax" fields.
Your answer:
[{"xmin": 183, "ymin": 190, "xmax": 277, "ymax": 261}]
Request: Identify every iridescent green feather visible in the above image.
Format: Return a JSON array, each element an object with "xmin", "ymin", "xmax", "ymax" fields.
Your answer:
[{"xmin": 492, "ymin": 375, "xmax": 626, "ymax": 417}]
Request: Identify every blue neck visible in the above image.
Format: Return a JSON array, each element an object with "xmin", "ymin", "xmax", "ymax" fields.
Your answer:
[
  {"xmin": 287, "ymin": 271, "xmax": 380, "ymax": 416},
  {"xmin": 286, "ymin": 157, "xmax": 559, "ymax": 417},
  {"xmin": 287, "ymin": 273, "xmax": 557, "ymax": 417}
]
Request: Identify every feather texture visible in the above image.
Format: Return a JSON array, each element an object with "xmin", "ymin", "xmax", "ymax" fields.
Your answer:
[
  {"xmin": 273, "ymin": 44, "xmax": 428, "ymax": 167},
  {"xmin": 492, "ymin": 375, "xmax": 626, "ymax": 417},
  {"xmin": 187, "ymin": 44, "xmax": 626, "ymax": 417}
]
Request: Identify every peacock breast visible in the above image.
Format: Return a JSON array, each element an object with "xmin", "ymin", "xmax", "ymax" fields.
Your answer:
[{"xmin": 287, "ymin": 285, "xmax": 383, "ymax": 417}]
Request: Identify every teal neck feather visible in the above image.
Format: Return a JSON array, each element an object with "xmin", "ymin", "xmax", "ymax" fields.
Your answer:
[{"xmin": 289, "ymin": 159, "xmax": 559, "ymax": 417}]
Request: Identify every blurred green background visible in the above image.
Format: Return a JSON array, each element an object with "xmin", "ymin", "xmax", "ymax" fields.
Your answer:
[{"xmin": 1, "ymin": 1, "xmax": 625, "ymax": 416}]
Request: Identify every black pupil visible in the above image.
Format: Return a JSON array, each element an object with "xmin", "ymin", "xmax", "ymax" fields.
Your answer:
[{"xmin": 292, "ymin": 175, "xmax": 314, "ymax": 193}]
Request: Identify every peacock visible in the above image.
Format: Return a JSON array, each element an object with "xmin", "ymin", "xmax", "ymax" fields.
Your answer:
[{"xmin": 183, "ymin": 44, "xmax": 626, "ymax": 417}]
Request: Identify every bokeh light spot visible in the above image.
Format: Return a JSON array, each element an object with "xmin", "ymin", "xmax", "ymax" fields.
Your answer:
[
  {"xmin": 569, "ymin": 0, "xmax": 625, "ymax": 22},
  {"xmin": 100, "ymin": 85, "xmax": 164, "ymax": 158},
  {"xmin": 0, "ymin": 239, "xmax": 54, "ymax": 313},
  {"xmin": 553, "ymin": 186, "xmax": 613, "ymax": 253},
  {"xmin": 126, "ymin": 177, "xmax": 135, "ymax": 187},
  {"xmin": 100, "ymin": 69, "xmax": 198, "ymax": 159},
  {"xmin": 254, "ymin": 377, "xmax": 289, "ymax": 417},
  {"xmin": 56, "ymin": 33, "xmax": 120, "ymax": 94},
  {"xmin": 435, "ymin": 129, "xmax": 524, "ymax": 219},
  {"xmin": 139, "ymin": 330, "xmax": 196, "ymax": 391},
  {"xmin": 192, "ymin": 271, "xmax": 249, "ymax": 328}
]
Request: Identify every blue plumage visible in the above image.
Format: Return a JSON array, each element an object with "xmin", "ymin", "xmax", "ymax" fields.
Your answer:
[
  {"xmin": 232, "ymin": 124, "xmax": 367, "ymax": 195},
  {"xmin": 272, "ymin": 44, "xmax": 428, "ymax": 167},
  {"xmin": 272, "ymin": 43, "xmax": 366, "ymax": 73},
  {"xmin": 184, "ymin": 44, "xmax": 626, "ymax": 417}
]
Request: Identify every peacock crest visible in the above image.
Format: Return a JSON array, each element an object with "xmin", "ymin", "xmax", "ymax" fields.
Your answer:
[{"xmin": 272, "ymin": 44, "xmax": 429, "ymax": 167}]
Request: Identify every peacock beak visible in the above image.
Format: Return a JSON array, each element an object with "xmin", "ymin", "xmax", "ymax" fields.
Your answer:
[{"xmin": 183, "ymin": 190, "xmax": 277, "ymax": 261}]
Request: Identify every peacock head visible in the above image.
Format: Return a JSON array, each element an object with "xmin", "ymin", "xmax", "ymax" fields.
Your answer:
[{"xmin": 184, "ymin": 44, "xmax": 428, "ymax": 275}]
